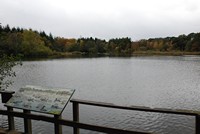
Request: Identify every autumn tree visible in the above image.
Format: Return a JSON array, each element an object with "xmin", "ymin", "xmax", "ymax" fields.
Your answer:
[{"xmin": 21, "ymin": 30, "xmax": 52, "ymax": 57}]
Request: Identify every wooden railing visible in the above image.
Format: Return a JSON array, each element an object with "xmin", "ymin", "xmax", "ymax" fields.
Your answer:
[
  {"xmin": 71, "ymin": 99, "xmax": 200, "ymax": 134},
  {"xmin": 0, "ymin": 100, "xmax": 151, "ymax": 134},
  {"xmin": 0, "ymin": 99, "xmax": 200, "ymax": 134}
]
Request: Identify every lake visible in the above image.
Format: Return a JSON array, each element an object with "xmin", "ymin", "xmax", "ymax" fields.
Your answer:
[{"xmin": 2, "ymin": 56, "xmax": 200, "ymax": 134}]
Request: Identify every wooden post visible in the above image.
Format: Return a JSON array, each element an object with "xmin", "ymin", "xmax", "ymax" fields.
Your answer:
[
  {"xmin": 7, "ymin": 107, "xmax": 15, "ymax": 130},
  {"xmin": 196, "ymin": 115, "xmax": 200, "ymax": 134},
  {"xmin": 0, "ymin": 91, "xmax": 15, "ymax": 103},
  {"xmin": 73, "ymin": 102, "xmax": 79, "ymax": 134},
  {"xmin": 24, "ymin": 110, "xmax": 32, "ymax": 134},
  {"xmin": 54, "ymin": 115, "xmax": 62, "ymax": 134}
]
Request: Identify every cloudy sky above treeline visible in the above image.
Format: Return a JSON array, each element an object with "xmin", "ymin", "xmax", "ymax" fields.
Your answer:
[{"xmin": 0, "ymin": 0, "xmax": 200, "ymax": 40}]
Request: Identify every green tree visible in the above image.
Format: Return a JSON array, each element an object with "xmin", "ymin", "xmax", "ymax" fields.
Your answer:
[
  {"xmin": 53, "ymin": 37, "xmax": 67, "ymax": 52},
  {"xmin": 21, "ymin": 30, "xmax": 52, "ymax": 57},
  {"xmin": 6, "ymin": 32, "xmax": 23, "ymax": 55},
  {"xmin": 95, "ymin": 38, "xmax": 106, "ymax": 53},
  {"xmin": 172, "ymin": 34, "xmax": 187, "ymax": 51},
  {"xmin": 108, "ymin": 37, "xmax": 131, "ymax": 54},
  {"xmin": 0, "ymin": 55, "xmax": 21, "ymax": 90}
]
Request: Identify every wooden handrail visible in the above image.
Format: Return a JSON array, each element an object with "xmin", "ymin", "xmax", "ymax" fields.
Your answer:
[
  {"xmin": 70, "ymin": 99, "xmax": 200, "ymax": 134},
  {"xmin": 70, "ymin": 99, "xmax": 199, "ymax": 116},
  {"xmin": 1, "ymin": 98, "xmax": 199, "ymax": 134},
  {"xmin": 0, "ymin": 108, "xmax": 150, "ymax": 134}
]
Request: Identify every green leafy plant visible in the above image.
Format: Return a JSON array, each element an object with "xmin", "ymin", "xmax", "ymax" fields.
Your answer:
[{"xmin": 0, "ymin": 55, "xmax": 21, "ymax": 91}]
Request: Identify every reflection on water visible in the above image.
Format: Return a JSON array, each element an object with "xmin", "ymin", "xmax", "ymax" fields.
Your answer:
[{"xmin": 3, "ymin": 56, "xmax": 200, "ymax": 134}]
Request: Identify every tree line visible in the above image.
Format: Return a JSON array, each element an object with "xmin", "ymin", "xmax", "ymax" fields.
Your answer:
[
  {"xmin": 132, "ymin": 33, "xmax": 200, "ymax": 52},
  {"xmin": 1, "ymin": 24, "xmax": 200, "ymax": 58}
]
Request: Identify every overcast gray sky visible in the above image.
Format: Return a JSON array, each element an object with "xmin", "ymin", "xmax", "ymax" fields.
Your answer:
[{"xmin": 0, "ymin": 0, "xmax": 200, "ymax": 40}]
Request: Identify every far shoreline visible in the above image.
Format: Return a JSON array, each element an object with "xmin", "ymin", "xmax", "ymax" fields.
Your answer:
[{"xmin": 20, "ymin": 51, "xmax": 200, "ymax": 61}]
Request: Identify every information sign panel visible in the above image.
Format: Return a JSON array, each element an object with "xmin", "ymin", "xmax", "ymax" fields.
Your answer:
[{"xmin": 5, "ymin": 85, "xmax": 75, "ymax": 115}]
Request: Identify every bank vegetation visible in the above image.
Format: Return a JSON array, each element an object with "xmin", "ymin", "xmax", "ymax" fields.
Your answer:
[{"xmin": 1, "ymin": 24, "xmax": 200, "ymax": 58}]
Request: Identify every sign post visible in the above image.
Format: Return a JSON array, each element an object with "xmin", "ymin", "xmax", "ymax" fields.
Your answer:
[
  {"xmin": 5, "ymin": 85, "xmax": 75, "ymax": 134},
  {"xmin": 0, "ymin": 91, "xmax": 15, "ymax": 103}
]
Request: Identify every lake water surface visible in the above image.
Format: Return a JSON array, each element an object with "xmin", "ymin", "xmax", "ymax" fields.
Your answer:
[{"xmin": 2, "ymin": 56, "xmax": 200, "ymax": 134}]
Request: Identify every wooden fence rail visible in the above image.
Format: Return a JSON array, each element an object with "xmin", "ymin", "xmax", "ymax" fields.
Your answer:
[
  {"xmin": 0, "ymin": 105, "xmax": 150, "ymax": 134},
  {"xmin": 0, "ymin": 99, "xmax": 199, "ymax": 134},
  {"xmin": 70, "ymin": 99, "xmax": 200, "ymax": 134}
]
